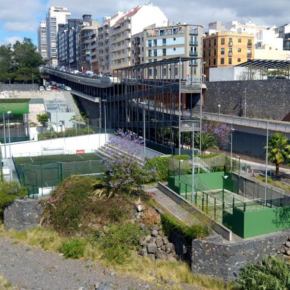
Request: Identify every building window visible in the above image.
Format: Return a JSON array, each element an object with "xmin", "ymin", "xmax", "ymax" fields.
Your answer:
[
  {"xmin": 163, "ymin": 67, "xmax": 167, "ymax": 75},
  {"xmin": 238, "ymin": 58, "xmax": 241, "ymax": 62},
  {"xmin": 221, "ymin": 48, "xmax": 225, "ymax": 55},
  {"xmin": 221, "ymin": 58, "xmax": 224, "ymax": 65},
  {"xmin": 162, "ymin": 48, "xmax": 166, "ymax": 56},
  {"xmin": 229, "ymin": 58, "xmax": 232, "ymax": 64},
  {"xmin": 209, "ymin": 40, "xmax": 211, "ymax": 47},
  {"xmin": 238, "ymin": 48, "xmax": 241, "ymax": 52},
  {"xmin": 154, "ymin": 49, "xmax": 157, "ymax": 57},
  {"xmin": 154, "ymin": 39, "xmax": 157, "ymax": 47},
  {"xmin": 214, "ymin": 39, "xmax": 217, "ymax": 46},
  {"xmin": 163, "ymin": 38, "xmax": 166, "ymax": 46},
  {"xmin": 193, "ymin": 67, "xmax": 197, "ymax": 75},
  {"xmin": 149, "ymin": 68, "xmax": 152, "ymax": 76},
  {"xmin": 214, "ymin": 49, "xmax": 216, "ymax": 56},
  {"xmin": 173, "ymin": 28, "xmax": 178, "ymax": 34},
  {"xmin": 148, "ymin": 50, "xmax": 152, "ymax": 57},
  {"xmin": 175, "ymin": 67, "xmax": 178, "ymax": 75},
  {"xmin": 160, "ymin": 29, "xmax": 165, "ymax": 36},
  {"xmin": 208, "ymin": 50, "xmax": 211, "ymax": 56},
  {"xmin": 148, "ymin": 40, "xmax": 152, "ymax": 47},
  {"xmin": 209, "ymin": 59, "xmax": 211, "ymax": 66},
  {"xmin": 238, "ymin": 38, "xmax": 241, "ymax": 43},
  {"xmin": 221, "ymin": 38, "xmax": 225, "ymax": 45},
  {"xmin": 214, "ymin": 58, "xmax": 216, "ymax": 65}
]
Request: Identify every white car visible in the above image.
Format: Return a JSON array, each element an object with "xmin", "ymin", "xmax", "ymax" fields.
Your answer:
[
  {"xmin": 46, "ymin": 86, "xmax": 52, "ymax": 91},
  {"xmin": 39, "ymin": 86, "xmax": 44, "ymax": 91},
  {"xmin": 65, "ymin": 86, "xmax": 72, "ymax": 91}
]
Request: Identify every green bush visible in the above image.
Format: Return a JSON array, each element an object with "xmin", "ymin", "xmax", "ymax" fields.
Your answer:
[
  {"xmin": 0, "ymin": 182, "xmax": 27, "ymax": 219},
  {"xmin": 61, "ymin": 238, "xmax": 86, "ymax": 259},
  {"xmin": 146, "ymin": 155, "xmax": 189, "ymax": 181},
  {"xmin": 99, "ymin": 223, "xmax": 141, "ymax": 264},
  {"xmin": 237, "ymin": 256, "xmax": 290, "ymax": 290},
  {"xmin": 44, "ymin": 176, "xmax": 94, "ymax": 234},
  {"xmin": 161, "ymin": 213, "xmax": 209, "ymax": 242},
  {"xmin": 38, "ymin": 127, "xmax": 95, "ymax": 140}
]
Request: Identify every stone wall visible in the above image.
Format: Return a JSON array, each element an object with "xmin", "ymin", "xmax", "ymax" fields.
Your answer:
[
  {"xmin": 4, "ymin": 199, "xmax": 45, "ymax": 231},
  {"xmin": 204, "ymin": 79, "xmax": 290, "ymax": 121},
  {"xmin": 191, "ymin": 230, "xmax": 290, "ymax": 281}
]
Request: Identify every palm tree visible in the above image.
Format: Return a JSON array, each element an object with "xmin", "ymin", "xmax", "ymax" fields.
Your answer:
[
  {"xmin": 195, "ymin": 132, "xmax": 218, "ymax": 153},
  {"xmin": 265, "ymin": 133, "xmax": 290, "ymax": 176}
]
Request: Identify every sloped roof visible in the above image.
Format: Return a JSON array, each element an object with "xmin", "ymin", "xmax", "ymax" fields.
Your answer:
[{"xmin": 114, "ymin": 6, "xmax": 141, "ymax": 27}]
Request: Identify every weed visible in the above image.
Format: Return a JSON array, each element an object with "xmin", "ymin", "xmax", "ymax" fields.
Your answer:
[{"xmin": 61, "ymin": 239, "xmax": 86, "ymax": 259}]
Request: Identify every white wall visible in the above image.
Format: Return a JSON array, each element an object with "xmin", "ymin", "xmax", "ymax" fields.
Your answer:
[
  {"xmin": 209, "ymin": 67, "xmax": 261, "ymax": 81},
  {"xmin": 1, "ymin": 133, "xmax": 112, "ymax": 159}
]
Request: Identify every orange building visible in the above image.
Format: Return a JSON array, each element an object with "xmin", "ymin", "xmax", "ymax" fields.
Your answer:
[{"xmin": 203, "ymin": 32, "xmax": 254, "ymax": 80}]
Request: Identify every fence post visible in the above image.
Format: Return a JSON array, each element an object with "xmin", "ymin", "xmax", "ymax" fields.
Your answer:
[{"xmin": 214, "ymin": 197, "xmax": 217, "ymax": 220}]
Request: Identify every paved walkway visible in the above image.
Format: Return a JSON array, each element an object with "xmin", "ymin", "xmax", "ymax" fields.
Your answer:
[{"xmin": 144, "ymin": 185, "xmax": 200, "ymax": 226}]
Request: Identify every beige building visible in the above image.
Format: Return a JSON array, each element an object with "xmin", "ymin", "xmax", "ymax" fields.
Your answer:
[
  {"xmin": 133, "ymin": 24, "xmax": 203, "ymax": 81},
  {"xmin": 110, "ymin": 3, "xmax": 168, "ymax": 71},
  {"xmin": 203, "ymin": 32, "xmax": 255, "ymax": 80},
  {"xmin": 38, "ymin": 21, "xmax": 47, "ymax": 59}
]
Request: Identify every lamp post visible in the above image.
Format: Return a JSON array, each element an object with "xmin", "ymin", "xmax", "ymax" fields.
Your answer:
[
  {"xmin": 140, "ymin": 101, "xmax": 146, "ymax": 157},
  {"xmin": 191, "ymin": 122, "xmax": 195, "ymax": 203},
  {"xmin": 7, "ymin": 111, "xmax": 11, "ymax": 159},
  {"xmin": 102, "ymin": 99, "xmax": 107, "ymax": 144},
  {"xmin": 2, "ymin": 106, "xmax": 6, "ymax": 159},
  {"xmin": 265, "ymin": 121, "xmax": 269, "ymax": 205},
  {"xmin": 237, "ymin": 155, "xmax": 241, "ymax": 196},
  {"xmin": 218, "ymin": 104, "xmax": 221, "ymax": 121},
  {"xmin": 179, "ymin": 160, "xmax": 184, "ymax": 195},
  {"xmin": 230, "ymin": 127, "xmax": 235, "ymax": 173},
  {"xmin": 222, "ymin": 175, "xmax": 228, "ymax": 210}
]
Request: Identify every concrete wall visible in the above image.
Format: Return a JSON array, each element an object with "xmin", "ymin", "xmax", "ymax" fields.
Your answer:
[
  {"xmin": 1, "ymin": 133, "xmax": 112, "ymax": 158},
  {"xmin": 205, "ymin": 79, "xmax": 290, "ymax": 120}
]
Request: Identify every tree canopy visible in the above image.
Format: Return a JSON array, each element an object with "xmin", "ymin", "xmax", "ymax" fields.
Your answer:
[{"xmin": 0, "ymin": 38, "xmax": 45, "ymax": 84}]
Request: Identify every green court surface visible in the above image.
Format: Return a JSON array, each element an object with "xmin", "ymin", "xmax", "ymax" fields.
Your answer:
[{"xmin": 13, "ymin": 153, "xmax": 105, "ymax": 190}]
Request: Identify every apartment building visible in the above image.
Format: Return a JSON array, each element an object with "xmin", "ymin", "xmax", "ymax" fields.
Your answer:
[
  {"xmin": 37, "ymin": 21, "xmax": 47, "ymax": 59},
  {"xmin": 79, "ymin": 16, "xmax": 100, "ymax": 71},
  {"xmin": 46, "ymin": 6, "xmax": 71, "ymax": 66},
  {"xmin": 57, "ymin": 18, "xmax": 84, "ymax": 69},
  {"xmin": 131, "ymin": 31, "xmax": 145, "ymax": 66},
  {"xmin": 203, "ymin": 32, "xmax": 254, "ymax": 80},
  {"xmin": 142, "ymin": 24, "xmax": 203, "ymax": 81},
  {"xmin": 110, "ymin": 3, "xmax": 168, "ymax": 71},
  {"xmin": 98, "ymin": 13, "xmax": 124, "ymax": 74}
]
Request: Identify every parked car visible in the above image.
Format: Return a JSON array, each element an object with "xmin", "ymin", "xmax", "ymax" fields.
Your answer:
[
  {"xmin": 46, "ymin": 86, "xmax": 52, "ymax": 91},
  {"xmin": 65, "ymin": 86, "xmax": 72, "ymax": 91},
  {"xmin": 39, "ymin": 86, "xmax": 44, "ymax": 91},
  {"xmin": 52, "ymin": 85, "xmax": 58, "ymax": 91}
]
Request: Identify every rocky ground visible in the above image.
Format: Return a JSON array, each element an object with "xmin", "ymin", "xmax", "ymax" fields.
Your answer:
[{"xmin": 0, "ymin": 237, "xmax": 202, "ymax": 290}]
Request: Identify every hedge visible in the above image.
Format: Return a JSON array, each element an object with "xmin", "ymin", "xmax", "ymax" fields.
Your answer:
[{"xmin": 161, "ymin": 213, "xmax": 209, "ymax": 242}]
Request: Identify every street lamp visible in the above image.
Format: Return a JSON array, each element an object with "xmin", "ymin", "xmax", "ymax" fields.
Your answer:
[
  {"xmin": 230, "ymin": 127, "xmax": 235, "ymax": 173},
  {"xmin": 7, "ymin": 111, "xmax": 11, "ymax": 159},
  {"xmin": 191, "ymin": 122, "xmax": 195, "ymax": 203},
  {"xmin": 2, "ymin": 106, "xmax": 6, "ymax": 159},
  {"xmin": 140, "ymin": 101, "xmax": 146, "ymax": 157},
  {"xmin": 218, "ymin": 104, "xmax": 221, "ymax": 120},
  {"xmin": 179, "ymin": 160, "xmax": 184, "ymax": 195},
  {"xmin": 236, "ymin": 155, "xmax": 241, "ymax": 196},
  {"xmin": 222, "ymin": 175, "xmax": 228, "ymax": 210},
  {"xmin": 102, "ymin": 99, "xmax": 107, "ymax": 144}
]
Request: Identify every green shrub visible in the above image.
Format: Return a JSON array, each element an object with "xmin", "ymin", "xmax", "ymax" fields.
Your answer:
[
  {"xmin": 99, "ymin": 223, "xmax": 141, "ymax": 264},
  {"xmin": 237, "ymin": 256, "xmax": 290, "ymax": 290},
  {"xmin": 38, "ymin": 127, "xmax": 95, "ymax": 140},
  {"xmin": 161, "ymin": 213, "xmax": 209, "ymax": 242},
  {"xmin": 43, "ymin": 176, "xmax": 94, "ymax": 234},
  {"xmin": 61, "ymin": 238, "xmax": 86, "ymax": 259},
  {"xmin": 146, "ymin": 155, "xmax": 189, "ymax": 181},
  {"xmin": 0, "ymin": 182, "xmax": 27, "ymax": 219}
]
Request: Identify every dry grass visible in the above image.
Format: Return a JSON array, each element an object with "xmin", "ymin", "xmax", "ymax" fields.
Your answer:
[
  {"xmin": 0, "ymin": 224, "xmax": 235, "ymax": 290},
  {"xmin": 117, "ymin": 255, "xmax": 236, "ymax": 290},
  {"xmin": 0, "ymin": 275, "xmax": 17, "ymax": 290}
]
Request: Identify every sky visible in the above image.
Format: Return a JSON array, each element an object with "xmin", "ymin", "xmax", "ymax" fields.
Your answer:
[{"xmin": 0, "ymin": 0, "xmax": 290, "ymax": 46}]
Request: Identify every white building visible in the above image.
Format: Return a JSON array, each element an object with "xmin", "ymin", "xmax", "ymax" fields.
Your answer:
[
  {"xmin": 110, "ymin": 3, "xmax": 168, "ymax": 71},
  {"xmin": 37, "ymin": 21, "xmax": 47, "ymax": 59},
  {"xmin": 46, "ymin": 6, "xmax": 71, "ymax": 66}
]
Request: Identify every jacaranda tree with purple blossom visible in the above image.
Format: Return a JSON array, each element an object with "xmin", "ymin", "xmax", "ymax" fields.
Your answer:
[
  {"xmin": 95, "ymin": 129, "xmax": 157, "ymax": 199},
  {"xmin": 202, "ymin": 120, "xmax": 231, "ymax": 150}
]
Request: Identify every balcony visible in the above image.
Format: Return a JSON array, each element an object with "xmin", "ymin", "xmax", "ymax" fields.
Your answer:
[
  {"xmin": 228, "ymin": 42, "xmax": 233, "ymax": 47},
  {"xmin": 247, "ymin": 43, "xmax": 252, "ymax": 48},
  {"xmin": 189, "ymin": 29, "xmax": 198, "ymax": 35},
  {"xmin": 189, "ymin": 51, "xmax": 198, "ymax": 57},
  {"xmin": 112, "ymin": 51, "xmax": 130, "ymax": 60},
  {"xmin": 247, "ymin": 52, "xmax": 252, "ymax": 57},
  {"xmin": 189, "ymin": 40, "xmax": 198, "ymax": 46},
  {"xmin": 112, "ymin": 41, "xmax": 131, "ymax": 52},
  {"xmin": 189, "ymin": 60, "xmax": 198, "ymax": 66},
  {"xmin": 228, "ymin": 52, "xmax": 233, "ymax": 57}
]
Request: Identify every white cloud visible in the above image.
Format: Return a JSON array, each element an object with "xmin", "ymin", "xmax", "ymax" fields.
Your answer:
[{"xmin": 3, "ymin": 36, "xmax": 23, "ymax": 45}]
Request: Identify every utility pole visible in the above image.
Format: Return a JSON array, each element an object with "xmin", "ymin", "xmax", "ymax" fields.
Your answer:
[
  {"xmin": 178, "ymin": 57, "xmax": 181, "ymax": 155},
  {"xmin": 244, "ymin": 88, "xmax": 247, "ymax": 118}
]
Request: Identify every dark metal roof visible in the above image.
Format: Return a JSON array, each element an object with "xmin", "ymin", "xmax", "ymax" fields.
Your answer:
[
  {"xmin": 236, "ymin": 59, "xmax": 290, "ymax": 69},
  {"xmin": 113, "ymin": 57, "xmax": 201, "ymax": 72}
]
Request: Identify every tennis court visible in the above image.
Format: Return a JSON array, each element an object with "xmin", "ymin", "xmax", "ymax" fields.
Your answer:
[{"xmin": 13, "ymin": 152, "xmax": 105, "ymax": 196}]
